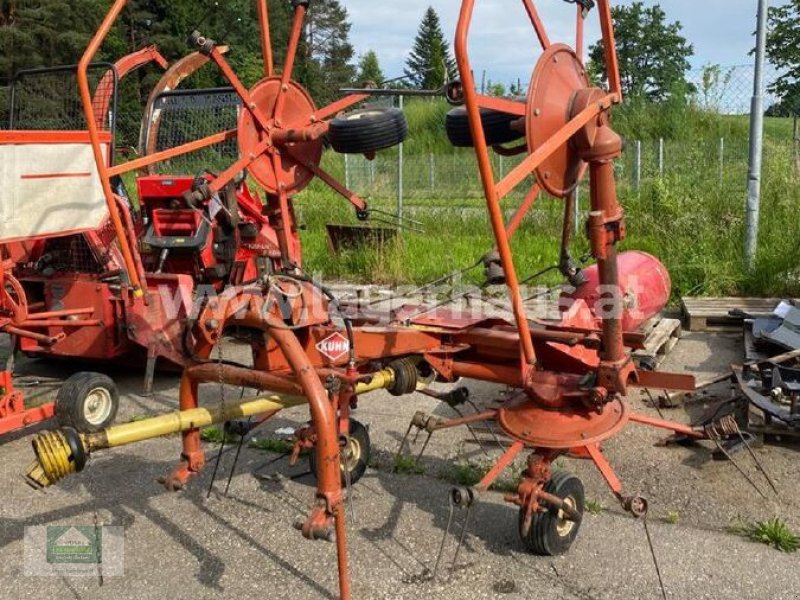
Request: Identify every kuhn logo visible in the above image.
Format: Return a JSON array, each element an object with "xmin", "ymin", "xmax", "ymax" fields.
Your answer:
[{"xmin": 316, "ymin": 332, "xmax": 350, "ymax": 361}]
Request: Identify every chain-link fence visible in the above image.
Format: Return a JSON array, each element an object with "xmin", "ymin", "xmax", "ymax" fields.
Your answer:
[
  {"xmin": 686, "ymin": 64, "xmax": 786, "ymax": 115},
  {"xmin": 342, "ymin": 134, "xmax": 791, "ymax": 207}
]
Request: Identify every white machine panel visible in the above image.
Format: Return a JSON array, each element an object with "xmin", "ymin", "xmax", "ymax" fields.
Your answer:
[{"xmin": 0, "ymin": 133, "xmax": 110, "ymax": 242}]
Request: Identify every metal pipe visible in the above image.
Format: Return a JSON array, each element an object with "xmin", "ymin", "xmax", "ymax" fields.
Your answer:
[
  {"xmin": 454, "ymin": 0, "xmax": 536, "ymax": 366},
  {"xmin": 746, "ymin": 0, "xmax": 768, "ymax": 272},
  {"xmin": 25, "ymin": 394, "xmax": 304, "ymax": 488},
  {"xmin": 256, "ymin": 0, "xmax": 274, "ymax": 77},
  {"xmin": 76, "ymin": 0, "xmax": 144, "ymax": 297}
]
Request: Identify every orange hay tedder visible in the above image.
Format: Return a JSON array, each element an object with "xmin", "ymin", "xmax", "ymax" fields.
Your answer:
[{"xmin": 19, "ymin": 1, "xmax": 741, "ymax": 598}]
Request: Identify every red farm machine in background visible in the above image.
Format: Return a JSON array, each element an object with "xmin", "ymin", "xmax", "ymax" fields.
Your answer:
[{"xmin": 19, "ymin": 2, "xmax": 755, "ymax": 600}]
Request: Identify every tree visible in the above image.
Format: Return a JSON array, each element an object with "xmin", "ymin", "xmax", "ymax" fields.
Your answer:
[
  {"xmin": 588, "ymin": 2, "xmax": 693, "ymax": 101},
  {"xmin": 356, "ymin": 50, "xmax": 384, "ymax": 86},
  {"xmin": 299, "ymin": 0, "xmax": 356, "ymax": 104},
  {"xmin": 766, "ymin": 1, "xmax": 800, "ymax": 115},
  {"xmin": 404, "ymin": 6, "xmax": 456, "ymax": 89},
  {"xmin": 485, "ymin": 80, "xmax": 506, "ymax": 97}
]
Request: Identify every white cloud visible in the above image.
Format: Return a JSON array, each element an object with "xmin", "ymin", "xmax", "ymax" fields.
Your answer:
[{"xmin": 343, "ymin": 0, "xmax": 759, "ymax": 86}]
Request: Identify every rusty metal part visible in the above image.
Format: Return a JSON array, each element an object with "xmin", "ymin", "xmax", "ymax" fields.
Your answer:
[
  {"xmin": 526, "ymin": 44, "xmax": 590, "ymax": 197},
  {"xmin": 237, "ymin": 77, "xmax": 322, "ymax": 195},
  {"xmin": 497, "ymin": 397, "xmax": 628, "ymax": 448},
  {"xmin": 93, "ymin": 45, "xmax": 168, "ymax": 128}
]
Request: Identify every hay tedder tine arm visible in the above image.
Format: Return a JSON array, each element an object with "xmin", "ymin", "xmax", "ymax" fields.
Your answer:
[
  {"xmin": 495, "ymin": 96, "xmax": 613, "ymax": 200},
  {"xmin": 291, "ymin": 152, "xmax": 368, "ymax": 213},
  {"xmin": 109, "ymin": 129, "xmax": 238, "ymax": 177},
  {"xmin": 206, "ymin": 47, "xmax": 274, "ymax": 132},
  {"xmin": 522, "ymin": 0, "xmax": 551, "ymax": 48},
  {"xmin": 313, "ymin": 94, "xmax": 370, "ymax": 123},
  {"xmin": 256, "ymin": 0, "xmax": 274, "ymax": 77}
]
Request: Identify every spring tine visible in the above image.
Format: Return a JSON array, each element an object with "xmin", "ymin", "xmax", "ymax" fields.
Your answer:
[
  {"xmin": 431, "ymin": 499, "xmax": 455, "ymax": 580},
  {"xmin": 642, "ymin": 515, "xmax": 667, "ymax": 600},
  {"xmin": 394, "ymin": 422, "xmax": 416, "ymax": 467},
  {"xmin": 644, "ymin": 388, "xmax": 665, "ymax": 419},
  {"xmin": 451, "ymin": 405, "xmax": 489, "ymax": 457},
  {"xmin": 223, "ymin": 431, "xmax": 247, "ymax": 497},
  {"xmin": 206, "ymin": 427, "xmax": 227, "ymax": 499},
  {"xmin": 449, "ymin": 504, "xmax": 473, "ymax": 578},
  {"xmin": 708, "ymin": 428, "xmax": 768, "ymax": 500},
  {"xmin": 416, "ymin": 431, "xmax": 434, "ymax": 460},
  {"xmin": 465, "ymin": 398, "xmax": 506, "ymax": 451},
  {"xmin": 734, "ymin": 421, "xmax": 779, "ymax": 497}
]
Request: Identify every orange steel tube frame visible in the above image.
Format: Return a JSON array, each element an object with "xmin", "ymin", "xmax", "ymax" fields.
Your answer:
[
  {"xmin": 256, "ymin": 0, "xmax": 274, "ymax": 77},
  {"xmin": 180, "ymin": 305, "xmax": 349, "ymax": 598},
  {"xmin": 453, "ymin": 0, "xmax": 621, "ymax": 369},
  {"xmin": 77, "ymin": 0, "xmax": 143, "ymax": 297}
]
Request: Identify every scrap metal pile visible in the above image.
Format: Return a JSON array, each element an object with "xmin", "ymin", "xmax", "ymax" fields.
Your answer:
[{"xmin": 0, "ymin": 1, "xmax": 781, "ymax": 599}]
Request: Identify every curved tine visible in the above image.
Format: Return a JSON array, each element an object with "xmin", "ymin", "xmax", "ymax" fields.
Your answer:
[{"xmin": 522, "ymin": 0, "xmax": 551, "ymax": 50}]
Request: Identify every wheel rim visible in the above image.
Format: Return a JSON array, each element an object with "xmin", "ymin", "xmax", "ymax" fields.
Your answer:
[
  {"xmin": 556, "ymin": 496, "xmax": 577, "ymax": 537},
  {"xmin": 340, "ymin": 436, "xmax": 362, "ymax": 472},
  {"xmin": 83, "ymin": 387, "xmax": 113, "ymax": 426},
  {"xmin": 343, "ymin": 110, "xmax": 385, "ymax": 121}
]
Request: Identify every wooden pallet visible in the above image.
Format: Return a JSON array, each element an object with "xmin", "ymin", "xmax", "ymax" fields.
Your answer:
[
  {"xmin": 681, "ymin": 297, "xmax": 789, "ymax": 332},
  {"xmin": 632, "ymin": 317, "xmax": 682, "ymax": 368}
]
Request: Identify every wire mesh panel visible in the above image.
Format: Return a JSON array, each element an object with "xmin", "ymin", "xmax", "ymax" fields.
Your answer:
[
  {"xmin": 9, "ymin": 63, "xmax": 117, "ymax": 132},
  {"xmin": 0, "ymin": 86, "xmax": 9, "ymax": 129},
  {"xmin": 144, "ymin": 87, "xmax": 241, "ymax": 175}
]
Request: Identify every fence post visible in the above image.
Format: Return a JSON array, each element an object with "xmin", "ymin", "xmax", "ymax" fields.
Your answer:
[
  {"xmin": 397, "ymin": 95, "xmax": 404, "ymax": 220},
  {"xmin": 634, "ymin": 140, "xmax": 641, "ymax": 191},
  {"xmin": 658, "ymin": 138, "xmax": 664, "ymax": 177},
  {"xmin": 429, "ymin": 153, "xmax": 435, "ymax": 194},
  {"xmin": 499, "ymin": 154, "xmax": 505, "ymax": 179},
  {"xmin": 574, "ymin": 184, "xmax": 580, "ymax": 236},
  {"xmin": 746, "ymin": 0, "xmax": 768, "ymax": 272},
  {"xmin": 718, "ymin": 137, "xmax": 725, "ymax": 188},
  {"xmin": 344, "ymin": 153, "xmax": 350, "ymax": 190}
]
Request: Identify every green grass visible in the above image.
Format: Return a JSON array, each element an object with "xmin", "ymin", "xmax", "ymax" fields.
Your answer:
[
  {"xmin": 441, "ymin": 460, "xmax": 520, "ymax": 493},
  {"xmin": 200, "ymin": 426, "xmax": 239, "ymax": 445},
  {"xmin": 729, "ymin": 517, "xmax": 800, "ymax": 553},
  {"xmin": 115, "ymin": 95, "xmax": 799, "ymax": 298},
  {"xmin": 665, "ymin": 510, "xmax": 680, "ymax": 525},
  {"xmin": 393, "ymin": 454, "xmax": 426, "ymax": 475},
  {"xmin": 585, "ymin": 499, "xmax": 604, "ymax": 515}
]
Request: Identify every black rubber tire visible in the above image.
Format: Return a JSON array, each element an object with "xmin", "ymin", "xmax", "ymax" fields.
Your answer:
[
  {"xmin": 519, "ymin": 470, "xmax": 584, "ymax": 556},
  {"xmin": 309, "ymin": 419, "xmax": 371, "ymax": 486},
  {"xmin": 328, "ymin": 108, "xmax": 408, "ymax": 154},
  {"xmin": 54, "ymin": 372, "xmax": 119, "ymax": 433},
  {"xmin": 445, "ymin": 106, "xmax": 524, "ymax": 147}
]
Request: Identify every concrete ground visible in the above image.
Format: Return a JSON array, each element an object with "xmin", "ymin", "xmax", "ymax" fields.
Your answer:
[{"xmin": 0, "ymin": 328, "xmax": 798, "ymax": 599}]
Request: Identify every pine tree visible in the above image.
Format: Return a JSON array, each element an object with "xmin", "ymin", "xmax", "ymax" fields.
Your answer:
[
  {"xmin": 356, "ymin": 50, "xmax": 384, "ymax": 86},
  {"xmin": 300, "ymin": 0, "xmax": 356, "ymax": 104},
  {"xmin": 404, "ymin": 6, "xmax": 455, "ymax": 89}
]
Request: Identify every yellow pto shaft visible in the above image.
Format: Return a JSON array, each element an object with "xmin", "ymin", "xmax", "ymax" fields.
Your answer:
[{"xmin": 25, "ymin": 366, "xmax": 405, "ymax": 489}]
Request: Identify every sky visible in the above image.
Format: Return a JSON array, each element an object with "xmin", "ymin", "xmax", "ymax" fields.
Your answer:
[{"xmin": 343, "ymin": 1, "xmax": 761, "ymax": 87}]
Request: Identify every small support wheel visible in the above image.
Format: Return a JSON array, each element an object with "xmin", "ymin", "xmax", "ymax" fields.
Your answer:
[
  {"xmin": 309, "ymin": 419, "xmax": 371, "ymax": 486},
  {"xmin": 519, "ymin": 470, "xmax": 584, "ymax": 555},
  {"xmin": 445, "ymin": 106, "xmax": 523, "ymax": 147},
  {"xmin": 328, "ymin": 108, "xmax": 408, "ymax": 154},
  {"xmin": 54, "ymin": 372, "xmax": 119, "ymax": 433}
]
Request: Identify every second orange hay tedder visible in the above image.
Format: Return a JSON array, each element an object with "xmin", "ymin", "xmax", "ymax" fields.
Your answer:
[{"xmin": 19, "ymin": 1, "xmax": 736, "ymax": 599}]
